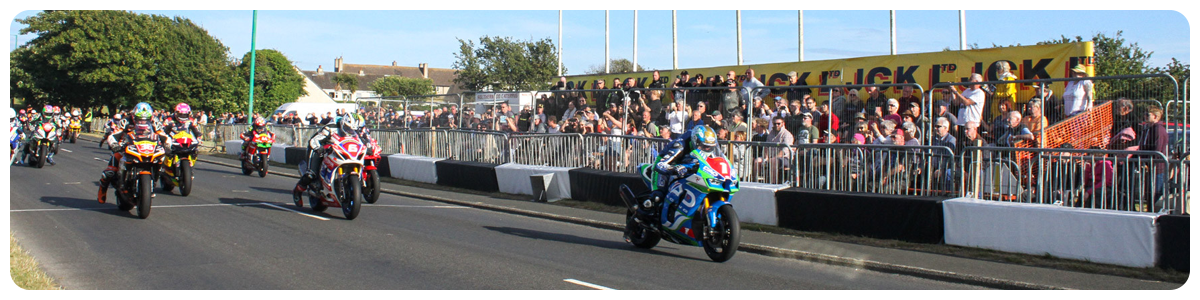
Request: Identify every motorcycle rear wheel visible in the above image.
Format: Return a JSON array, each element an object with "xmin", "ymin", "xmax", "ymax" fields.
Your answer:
[
  {"xmin": 625, "ymin": 210, "xmax": 660, "ymax": 249},
  {"xmin": 309, "ymin": 193, "xmax": 327, "ymax": 212}
]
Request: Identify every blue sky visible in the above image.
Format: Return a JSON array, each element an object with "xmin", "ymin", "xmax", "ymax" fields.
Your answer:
[{"xmin": 8, "ymin": 10, "xmax": 1191, "ymax": 75}]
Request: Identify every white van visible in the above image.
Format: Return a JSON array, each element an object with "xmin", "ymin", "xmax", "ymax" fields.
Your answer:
[{"xmin": 272, "ymin": 102, "xmax": 358, "ymax": 126}]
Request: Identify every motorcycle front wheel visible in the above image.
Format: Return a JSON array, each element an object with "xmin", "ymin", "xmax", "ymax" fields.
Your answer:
[
  {"xmin": 34, "ymin": 144, "xmax": 46, "ymax": 168},
  {"xmin": 341, "ymin": 176, "xmax": 362, "ymax": 220},
  {"xmin": 698, "ymin": 205, "xmax": 740, "ymax": 262},
  {"xmin": 136, "ymin": 174, "xmax": 153, "ymax": 219},
  {"xmin": 179, "ymin": 161, "xmax": 193, "ymax": 196},
  {"xmin": 258, "ymin": 154, "xmax": 269, "ymax": 177}
]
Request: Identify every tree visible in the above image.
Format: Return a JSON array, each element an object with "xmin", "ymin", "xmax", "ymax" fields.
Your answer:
[
  {"xmin": 13, "ymin": 10, "xmax": 240, "ymax": 114},
  {"xmin": 451, "ymin": 36, "xmax": 561, "ymax": 91},
  {"xmin": 1037, "ymin": 31, "xmax": 1190, "ymax": 101},
  {"xmin": 332, "ymin": 73, "xmax": 359, "ymax": 100},
  {"xmin": 232, "ymin": 49, "xmax": 307, "ymax": 116},
  {"xmin": 584, "ymin": 58, "xmax": 645, "ymax": 75},
  {"xmin": 368, "ymin": 76, "xmax": 434, "ymax": 97}
]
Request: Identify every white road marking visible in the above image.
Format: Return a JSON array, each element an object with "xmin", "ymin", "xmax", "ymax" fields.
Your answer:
[
  {"xmin": 12, "ymin": 202, "xmax": 247, "ymax": 212},
  {"xmin": 61, "ymin": 149, "xmax": 72, "ymax": 153},
  {"xmin": 261, "ymin": 203, "xmax": 329, "ymax": 221},
  {"xmin": 231, "ymin": 190, "xmax": 249, "ymax": 193},
  {"xmin": 563, "ymin": 279, "xmax": 615, "ymax": 290},
  {"xmin": 93, "ymin": 157, "xmax": 106, "ymax": 161},
  {"xmin": 64, "ymin": 182, "xmax": 81, "ymax": 185},
  {"xmin": 367, "ymin": 204, "xmax": 466, "ymax": 209}
]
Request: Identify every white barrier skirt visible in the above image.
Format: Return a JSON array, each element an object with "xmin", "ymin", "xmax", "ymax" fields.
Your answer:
[
  {"xmin": 494, "ymin": 163, "xmax": 575, "ymax": 200},
  {"xmin": 269, "ymin": 144, "xmax": 289, "ymax": 163},
  {"xmin": 943, "ymin": 198, "xmax": 1159, "ymax": 268},
  {"xmin": 734, "ymin": 182, "xmax": 789, "ymax": 226},
  {"xmin": 224, "ymin": 140, "xmax": 242, "ymax": 156},
  {"xmin": 387, "ymin": 154, "xmax": 442, "ymax": 184}
]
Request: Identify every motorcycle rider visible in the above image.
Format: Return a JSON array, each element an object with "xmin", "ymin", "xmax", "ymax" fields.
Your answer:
[
  {"xmin": 9, "ymin": 108, "xmax": 25, "ymax": 165},
  {"xmin": 238, "ymin": 117, "xmax": 273, "ymax": 160},
  {"xmin": 637, "ymin": 125, "xmax": 719, "ymax": 219},
  {"xmin": 292, "ymin": 114, "xmax": 359, "ymax": 202},
  {"xmin": 101, "ymin": 113, "xmax": 126, "ymax": 148},
  {"xmin": 164, "ymin": 103, "xmax": 203, "ymax": 143},
  {"xmin": 97, "ymin": 103, "xmax": 169, "ymax": 204}
]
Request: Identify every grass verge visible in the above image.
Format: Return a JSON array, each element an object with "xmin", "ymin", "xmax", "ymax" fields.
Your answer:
[{"xmin": 10, "ymin": 232, "xmax": 61, "ymax": 290}]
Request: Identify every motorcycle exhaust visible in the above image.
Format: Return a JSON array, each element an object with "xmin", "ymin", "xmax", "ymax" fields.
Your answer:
[{"xmin": 618, "ymin": 184, "xmax": 637, "ymax": 211}]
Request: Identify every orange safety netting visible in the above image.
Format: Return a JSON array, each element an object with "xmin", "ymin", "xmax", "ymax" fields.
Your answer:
[{"xmin": 1009, "ymin": 100, "xmax": 1115, "ymax": 185}]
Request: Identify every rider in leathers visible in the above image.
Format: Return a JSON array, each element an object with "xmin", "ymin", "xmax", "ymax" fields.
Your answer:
[
  {"xmin": 293, "ymin": 114, "xmax": 359, "ymax": 201},
  {"xmin": 163, "ymin": 103, "xmax": 203, "ymax": 144},
  {"xmin": 636, "ymin": 125, "xmax": 718, "ymax": 219},
  {"xmin": 97, "ymin": 103, "xmax": 170, "ymax": 204},
  {"xmin": 238, "ymin": 117, "xmax": 272, "ymax": 160}
]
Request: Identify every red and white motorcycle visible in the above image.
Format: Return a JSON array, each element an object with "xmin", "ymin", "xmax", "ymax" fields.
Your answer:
[{"xmin": 295, "ymin": 133, "xmax": 366, "ymax": 220}]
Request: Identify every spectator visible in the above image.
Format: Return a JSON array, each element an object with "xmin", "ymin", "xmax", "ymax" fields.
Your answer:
[
  {"xmin": 933, "ymin": 99, "xmax": 958, "ymax": 134},
  {"xmin": 528, "ymin": 115, "xmax": 547, "ymax": 133},
  {"xmin": 829, "ymin": 87, "xmax": 848, "ymax": 122},
  {"xmin": 719, "ymin": 78, "xmax": 740, "ymax": 116},
  {"xmin": 901, "ymin": 122, "xmax": 921, "ymax": 146},
  {"xmin": 666, "ymin": 100, "xmax": 689, "ymax": 135},
  {"xmin": 991, "ymin": 61, "xmax": 1019, "ymax": 118},
  {"xmin": 783, "ymin": 100, "xmax": 805, "ymax": 135},
  {"xmin": 708, "ymin": 111, "xmax": 727, "ymax": 133},
  {"xmin": 685, "ymin": 101, "xmax": 707, "ymax": 132},
  {"xmin": 988, "ymin": 99, "xmax": 1015, "ymax": 140},
  {"xmin": 897, "ymin": 85, "xmax": 921, "ymax": 113},
  {"xmin": 931, "ymin": 117, "xmax": 957, "ymax": 151},
  {"xmin": 793, "ymin": 113, "xmax": 817, "ymax": 144},
  {"xmin": 993, "ymin": 111, "xmax": 1034, "ymax": 147},
  {"xmin": 592, "ymin": 79, "xmax": 608, "ymax": 110},
  {"xmin": 768, "ymin": 96, "xmax": 790, "ymax": 132},
  {"xmin": 729, "ymin": 113, "xmax": 749, "ymax": 140},
  {"xmin": 1111, "ymin": 97, "xmax": 1138, "ymax": 137},
  {"xmin": 1063, "ymin": 64, "xmax": 1094, "ymax": 117},
  {"xmin": 739, "ymin": 68, "xmax": 769, "ymax": 104},
  {"xmin": 785, "ymin": 71, "xmax": 812, "ymax": 101},
  {"xmin": 864, "ymin": 86, "xmax": 888, "ymax": 118},
  {"xmin": 816, "ymin": 100, "xmax": 839, "ymax": 143},
  {"xmin": 802, "ymin": 95, "xmax": 820, "ymax": 121},
  {"xmin": 947, "ymin": 74, "xmax": 986, "ymax": 129},
  {"xmin": 1022, "ymin": 99, "xmax": 1049, "ymax": 135},
  {"xmin": 871, "ymin": 120, "xmax": 897, "ymax": 145},
  {"xmin": 845, "ymin": 88, "xmax": 865, "ymax": 119},
  {"xmin": 882, "ymin": 98, "xmax": 903, "ymax": 125},
  {"xmin": 1137, "ymin": 106, "xmax": 1168, "ymax": 201}
]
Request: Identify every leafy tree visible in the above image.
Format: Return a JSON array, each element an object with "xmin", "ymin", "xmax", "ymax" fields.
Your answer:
[
  {"xmin": 584, "ymin": 58, "xmax": 645, "ymax": 75},
  {"xmin": 368, "ymin": 76, "xmax": 434, "ymax": 97},
  {"xmin": 332, "ymin": 73, "xmax": 359, "ymax": 100},
  {"xmin": 451, "ymin": 36, "xmax": 561, "ymax": 91},
  {"xmin": 232, "ymin": 49, "xmax": 307, "ymax": 116},
  {"xmin": 1038, "ymin": 31, "xmax": 1189, "ymax": 102}
]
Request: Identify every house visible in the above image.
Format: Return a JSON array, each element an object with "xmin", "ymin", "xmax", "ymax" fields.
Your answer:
[{"xmin": 300, "ymin": 57, "xmax": 462, "ymax": 102}]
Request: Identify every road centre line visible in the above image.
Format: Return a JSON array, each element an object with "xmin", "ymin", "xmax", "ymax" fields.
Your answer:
[
  {"xmin": 367, "ymin": 204, "xmax": 466, "ymax": 209},
  {"xmin": 261, "ymin": 203, "xmax": 330, "ymax": 221},
  {"xmin": 563, "ymin": 279, "xmax": 615, "ymax": 290},
  {"xmin": 61, "ymin": 149, "xmax": 73, "ymax": 153}
]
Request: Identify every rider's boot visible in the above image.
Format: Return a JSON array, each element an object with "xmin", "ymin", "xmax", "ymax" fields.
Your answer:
[
  {"xmin": 293, "ymin": 172, "xmax": 315, "ymax": 204},
  {"xmin": 97, "ymin": 169, "xmax": 116, "ymax": 204},
  {"xmin": 47, "ymin": 152, "xmax": 55, "ymax": 165}
]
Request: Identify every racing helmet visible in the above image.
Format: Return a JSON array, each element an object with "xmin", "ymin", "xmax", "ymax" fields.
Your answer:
[
  {"xmin": 134, "ymin": 102, "xmax": 153, "ymax": 120},
  {"xmin": 689, "ymin": 125, "xmax": 719, "ymax": 156},
  {"xmin": 252, "ymin": 117, "xmax": 266, "ymax": 131},
  {"xmin": 114, "ymin": 114, "xmax": 123, "ymax": 120},
  {"xmin": 337, "ymin": 114, "xmax": 359, "ymax": 136},
  {"xmin": 7, "ymin": 108, "xmax": 15, "ymax": 120},
  {"xmin": 43, "ymin": 105, "xmax": 53, "ymax": 115},
  {"xmin": 174, "ymin": 103, "xmax": 191, "ymax": 116},
  {"xmin": 71, "ymin": 108, "xmax": 81, "ymax": 117}
]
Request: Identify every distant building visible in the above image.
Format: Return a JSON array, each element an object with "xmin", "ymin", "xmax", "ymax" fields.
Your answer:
[{"xmin": 300, "ymin": 57, "xmax": 462, "ymax": 102}]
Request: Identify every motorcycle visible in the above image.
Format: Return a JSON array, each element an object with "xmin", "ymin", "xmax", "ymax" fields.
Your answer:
[
  {"xmin": 112, "ymin": 128, "xmax": 166, "ymax": 219},
  {"xmin": 618, "ymin": 149, "xmax": 742, "ymax": 262},
  {"xmin": 160, "ymin": 130, "xmax": 199, "ymax": 196},
  {"xmin": 295, "ymin": 133, "xmax": 365, "ymax": 220},
  {"xmin": 26, "ymin": 121, "xmax": 58, "ymax": 168},
  {"xmin": 240, "ymin": 132, "xmax": 275, "ymax": 177},
  {"xmin": 361, "ymin": 135, "xmax": 382, "ymax": 204},
  {"xmin": 67, "ymin": 118, "xmax": 81, "ymax": 143}
]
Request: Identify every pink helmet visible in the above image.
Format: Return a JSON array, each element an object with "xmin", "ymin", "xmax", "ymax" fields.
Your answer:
[{"xmin": 174, "ymin": 103, "xmax": 191, "ymax": 115}]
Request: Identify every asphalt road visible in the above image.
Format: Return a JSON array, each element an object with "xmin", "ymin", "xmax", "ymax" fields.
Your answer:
[{"xmin": 9, "ymin": 140, "xmax": 982, "ymax": 290}]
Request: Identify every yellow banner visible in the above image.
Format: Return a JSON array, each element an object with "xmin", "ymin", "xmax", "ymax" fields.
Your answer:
[{"xmin": 563, "ymin": 42, "xmax": 1094, "ymax": 107}]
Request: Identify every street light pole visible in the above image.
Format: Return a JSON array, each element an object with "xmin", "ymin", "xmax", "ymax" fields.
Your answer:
[{"xmin": 248, "ymin": 10, "xmax": 258, "ymax": 120}]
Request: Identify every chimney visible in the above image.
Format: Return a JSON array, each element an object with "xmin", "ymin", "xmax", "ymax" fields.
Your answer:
[
  {"xmin": 334, "ymin": 57, "xmax": 343, "ymax": 72},
  {"xmin": 392, "ymin": 61, "xmax": 397, "ymax": 67},
  {"xmin": 358, "ymin": 69, "xmax": 365, "ymax": 76},
  {"xmin": 419, "ymin": 63, "xmax": 428, "ymax": 79},
  {"xmin": 316, "ymin": 65, "xmax": 324, "ymax": 75}
]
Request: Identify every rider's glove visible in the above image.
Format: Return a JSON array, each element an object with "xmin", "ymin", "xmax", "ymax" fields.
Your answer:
[{"xmin": 674, "ymin": 165, "xmax": 688, "ymax": 177}]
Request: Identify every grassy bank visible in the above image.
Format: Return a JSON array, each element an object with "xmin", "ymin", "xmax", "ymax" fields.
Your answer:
[{"xmin": 10, "ymin": 232, "xmax": 61, "ymax": 290}]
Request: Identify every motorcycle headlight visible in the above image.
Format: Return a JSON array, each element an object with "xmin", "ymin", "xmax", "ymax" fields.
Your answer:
[{"xmin": 707, "ymin": 177, "xmax": 722, "ymax": 187}]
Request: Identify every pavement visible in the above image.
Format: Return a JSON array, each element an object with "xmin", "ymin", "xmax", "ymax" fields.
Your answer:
[{"xmin": 6, "ymin": 134, "xmax": 1184, "ymax": 290}]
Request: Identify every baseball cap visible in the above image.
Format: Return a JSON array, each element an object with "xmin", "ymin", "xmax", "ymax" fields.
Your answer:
[
  {"xmin": 786, "ymin": 71, "xmax": 798, "ymax": 78},
  {"xmin": 710, "ymin": 111, "xmax": 722, "ymax": 117},
  {"xmin": 800, "ymin": 112, "xmax": 812, "ymax": 119},
  {"xmin": 853, "ymin": 112, "xmax": 867, "ymax": 120}
]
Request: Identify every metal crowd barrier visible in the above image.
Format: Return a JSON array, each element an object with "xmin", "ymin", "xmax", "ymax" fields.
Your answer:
[
  {"xmin": 507, "ymin": 133, "xmax": 583, "ymax": 167},
  {"xmin": 789, "ymin": 144, "xmax": 958, "ymax": 196},
  {"xmin": 368, "ymin": 129, "xmax": 403, "ymax": 155},
  {"xmin": 582, "ymin": 134, "xmax": 669, "ymax": 173},
  {"xmin": 960, "ymin": 146, "xmax": 1178, "ymax": 214},
  {"xmin": 444, "ymin": 130, "xmax": 509, "ymax": 164},
  {"xmin": 396, "ymin": 129, "xmax": 446, "ymax": 158},
  {"xmin": 719, "ymin": 140, "xmax": 795, "ymax": 185}
]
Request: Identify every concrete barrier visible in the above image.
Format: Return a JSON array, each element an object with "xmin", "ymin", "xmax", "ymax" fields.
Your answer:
[
  {"xmin": 223, "ymin": 140, "xmax": 242, "ymax": 156},
  {"xmin": 733, "ymin": 182, "xmax": 789, "ymax": 226},
  {"xmin": 494, "ymin": 163, "xmax": 574, "ymax": 201},
  {"xmin": 943, "ymin": 198, "xmax": 1158, "ymax": 268},
  {"xmin": 269, "ymin": 144, "xmax": 289, "ymax": 163},
  {"xmin": 387, "ymin": 154, "xmax": 442, "ymax": 184}
]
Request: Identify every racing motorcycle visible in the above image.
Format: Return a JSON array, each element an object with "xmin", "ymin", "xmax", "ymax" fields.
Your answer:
[
  {"xmin": 160, "ymin": 130, "xmax": 199, "ymax": 196},
  {"xmin": 26, "ymin": 120, "xmax": 58, "ymax": 168},
  {"xmin": 67, "ymin": 118, "xmax": 81, "ymax": 143},
  {"xmin": 295, "ymin": 133, "xmax": 365, "ymax": 220},
  {"xmin": 113, "ymin": 127, "xmax": 166, "ymax": 219},
  {"xmin": 240, "ymin": 132, "xmax": 275, "ymax": 177},
  {"xmin": 361, "ymin": 134, "xmax": 382, "ymax": 204},
  {"xmin": 618, "ymin": 148, "xmax": 742, "ymax": 262}
]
